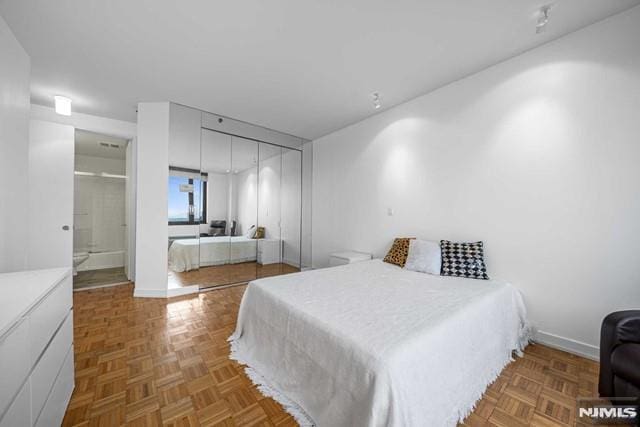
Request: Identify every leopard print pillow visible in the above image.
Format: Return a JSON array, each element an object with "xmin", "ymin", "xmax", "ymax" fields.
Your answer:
[{"xmin": 383, "ymin": 238, "xmax": 415, "ymax": 267}]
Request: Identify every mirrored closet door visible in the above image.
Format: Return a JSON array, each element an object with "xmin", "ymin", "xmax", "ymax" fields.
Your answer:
[
  {"xmin": 165, "ymin": 103, "xmax": 305, "ymax": 290},
  {"xmin": 167, "ymin": 145, "xmax": 203, "ymax": 288},
  {"xmin": 197, "ymin": 131, "xmax": 302, "ymax": 289},
  {"xmin": 199, "ymin": 131, "xmax": 261, "ymax": 288},
  {"xmin": 198, "ymin": 129, "xmax": 234, "ymax": 287},
  {"xmin": 279, "ymin": 146, "xmax": 302, "ymax": 273},
  {"xmin": 255, "ymin": 144, "xmax": 302, "ymax": 278}
]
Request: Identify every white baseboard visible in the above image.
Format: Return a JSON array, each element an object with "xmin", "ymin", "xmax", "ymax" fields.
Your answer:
[
  {"xmin": 534, "ymin": 330, "xmax": 600, "ymax": 361},
  {"xmin": 73, "ymin": 281, "xmax": 129, "ymax": 292},
  {"xmin": 167, "ymin": 285, "xmax": 199, "ymax": 298},
  {"xmin": 133, "ymin": 288, "xmax": 167, "ymax": 298}
]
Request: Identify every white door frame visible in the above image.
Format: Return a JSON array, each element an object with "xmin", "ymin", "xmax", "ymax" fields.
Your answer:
[{"xmin": 30, "ymin": 105, "xmax": 138, "ymax": 280}]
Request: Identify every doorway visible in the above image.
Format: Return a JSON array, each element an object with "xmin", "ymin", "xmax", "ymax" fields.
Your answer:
[{"xmin": 72, "ymin": 129, "xmax": 131, "ymax": 290}]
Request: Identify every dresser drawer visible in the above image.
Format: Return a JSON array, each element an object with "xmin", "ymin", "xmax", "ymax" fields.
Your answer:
[
  {"xmin": 0, "ymin": 379, "xmax": 31, "ymax": 427},
  {"xmin": 0, "ymin": 317, "xmax": 30, "ymax": 417},
  {"xmin": 29, "ymin": 275, "xmax": 72, "ymax": 367},
  {"xmin": 34, "ymin": 345, "xmax": 74, "ymax": 427},
  {"xmin": 31, "ymin": 310, "xmax": 73, "ymax": 422}
]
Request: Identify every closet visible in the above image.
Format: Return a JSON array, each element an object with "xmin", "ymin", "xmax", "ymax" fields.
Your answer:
[{"xmin": 167, "ymin": 104, "xmax": 304, "ymax": 289}]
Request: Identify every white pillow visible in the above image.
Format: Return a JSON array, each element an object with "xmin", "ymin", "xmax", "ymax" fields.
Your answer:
[
  {"xmin": 245, "ymin": 225, "xmax": 256, "ymax": 238},
  {"xmin": 404, "ymin": 239, "xmax": 441, "ymax": 275}
]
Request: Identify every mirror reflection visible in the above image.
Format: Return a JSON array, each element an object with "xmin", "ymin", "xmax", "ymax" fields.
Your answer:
[{"xmin": 168, "ymin": 127, "xmax": 302, "ymax": 289}]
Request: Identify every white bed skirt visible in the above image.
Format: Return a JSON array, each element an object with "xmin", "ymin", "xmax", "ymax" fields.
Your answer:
[
  {"xmin": 229, "ymin": 260, "xmax": 531, "ymax": 427},
  {"xmin": 168, "ymin": 236, "xmax": 280, "ymax": 272}
]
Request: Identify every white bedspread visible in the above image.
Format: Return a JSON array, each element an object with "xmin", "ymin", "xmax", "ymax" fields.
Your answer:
[
  {"xmin": 229, "ymin": 259, "xmax": 530, "ymax": 427},
  {"xmin": 169, "ymin": 236, "xmax": 268, "ymax": 272}
]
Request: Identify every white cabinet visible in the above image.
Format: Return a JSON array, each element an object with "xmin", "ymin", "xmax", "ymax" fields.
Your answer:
[
  {"xmin": 29, "ymin": 277, "xmax": 72, "ymax": 367},
  {"xmin": 0, "ymin": 268, "xmax": 74, "ymax": 427},
  {"xmin": 0, "ymin": 317, "xmax": 29, "ymax": 416},
  {"xmin": 258, "ymin": 239, "xmax": 282, "ymax": 265},
  {"xmin": 0, "ymin": 381, "xmax": 30, "ymax": 427},
  {"xmin": 31, "ymin": 313, "xmax": 73, "ymax": 422},
  {"xmin": 34, "ymin": 347, "xmax": 74, "ymax": 427}
]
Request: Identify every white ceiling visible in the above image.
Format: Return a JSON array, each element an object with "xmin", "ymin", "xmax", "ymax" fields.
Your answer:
[
  {"xmin": 75, "ymin": 129, "xmax": 128, "ymax": 159},
  {"xmin": 1, "ymin": 0, "xmax": 638, "ymax": 139}
]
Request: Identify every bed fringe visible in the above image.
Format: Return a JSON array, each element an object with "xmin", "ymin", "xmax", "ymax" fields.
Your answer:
[
  {"xmin": 229, "ymin": 322, "xmax": 533, "ymax": 427},
  {"xmin": 228, "ymin": 334, "xmax": 315, "ymax": 426},
  {"xmin": 454, "ymin": 321, "xmax": 534, "ymax": 424}
]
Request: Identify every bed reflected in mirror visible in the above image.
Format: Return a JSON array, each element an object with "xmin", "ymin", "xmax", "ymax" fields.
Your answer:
[{"xmin": 166, "ymin": 165, "xmax": 204, "ymax": 288}]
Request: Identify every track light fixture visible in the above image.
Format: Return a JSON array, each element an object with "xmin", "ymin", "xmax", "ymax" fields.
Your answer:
[
  {"xmin": 536, "ymin": 5, "xmax": 552, "ymax": 34},
  {"xmin": 372, "ymin": 92, "xmax": 381, "ymax": 109}
]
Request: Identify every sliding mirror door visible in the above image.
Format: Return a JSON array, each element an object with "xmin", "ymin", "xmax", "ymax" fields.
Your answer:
[
  {"xmin": 256, "ymin": 143, "xmax": 302, "ymax": 278},
  {"xmin": 199, "ymin": 129, "xmax": 233, "ymax": 288},
  {"xmin": 228, "ymin": 137, "xmax": 259, "ymax": 284},
  {"xmin": 195, "ymin": 128, "xmax": 303, "ymax": 287},
  {"xmin": 280, "ymin": 147, "xmax": 302, "ymax": 272},
  {"xmin": 167, "ymin": 157, "xmax": 203, "ymax": 288},
  {"xmin": 256, "ymin": 144, "xmax": 282, "ymax": 278}
]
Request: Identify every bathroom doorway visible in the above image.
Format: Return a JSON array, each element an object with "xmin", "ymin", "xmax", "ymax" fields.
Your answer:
[{"xmin": 72, "ymin": 129, "xmax": 131, "ymax": 290}]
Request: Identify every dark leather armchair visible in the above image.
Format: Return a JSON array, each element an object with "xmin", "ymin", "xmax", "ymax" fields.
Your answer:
[
  {"xmin": 599, "ymin": 310, "xmax": 640, "ymax": 400},
  {"xmin": 209, "ymin": 220, "xmax": 227, "ymax": 236}
]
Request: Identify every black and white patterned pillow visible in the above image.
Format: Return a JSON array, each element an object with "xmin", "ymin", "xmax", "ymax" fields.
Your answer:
[{"xmin": 440, "ymin": 240, "xmax": 489, "ymax": 280}]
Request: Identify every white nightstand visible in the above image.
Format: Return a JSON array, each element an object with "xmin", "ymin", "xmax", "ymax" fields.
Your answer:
[
  {"xmin": 257, "ymin": 239, "xmax": 281, "ymax": 265},
  {"xmin": 329, "ymin": 251, "xmax": 373, "ymax": 267}
]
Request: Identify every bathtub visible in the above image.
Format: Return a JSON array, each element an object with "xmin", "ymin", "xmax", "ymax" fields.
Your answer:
[{"xmin": 76, "ymin": 250, "xmax": 125, "ymax": 271}]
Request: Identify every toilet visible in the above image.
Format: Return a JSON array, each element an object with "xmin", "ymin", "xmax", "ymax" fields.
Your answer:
[{"xmin": 72, "ymin": 252, "xmax": 90, "ymax": 276}]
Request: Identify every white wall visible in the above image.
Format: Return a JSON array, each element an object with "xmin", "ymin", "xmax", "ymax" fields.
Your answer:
[
  {"xmin": 236, "ymin": 167, "xmax": 259, "ymax": 236},
  {"xmin": 257, "ymin": 154, "xmax": 281, "ymax": 240},
  {"xmin": 74, "ymin": 175, "xmax": 125, "ymax": 256},
  {"xmin": 312, "ymin": 6, "xmax": 640, "ymax": 359},
  {"xmin": 168, "ymin": 103, "xmax": 201, "ymax": 170},
  {"xmin": 75, "ymin": 154, "xmax": 125, "ymax": 175},
  {"xmin": 207, "ymin": 172, "xmax": 229, "ymax": 222},
  {"xmin": 74, "ymin": 155, "xmax": 126, "ymax": 255},
  {"xmin": 125, "ymin": 140, "xmax": 135, "ymax": 277},
  {"xmin": 0, "ymin": 14, "xmax": 30, "ymax": 272},
  {"xmin": 281, "ymin": 148, "xmax": 302, "ymax": 266},
  {"xmin": 31, "ymin": 104, "xmax": 136, "ymax": 139},
  {"xmin": 301, "ymin": 142, "xmax": 313, "ymax": 269},
  {"xmin": 135, "ymin": 102, "xmax": 170, "ymax": 297}
]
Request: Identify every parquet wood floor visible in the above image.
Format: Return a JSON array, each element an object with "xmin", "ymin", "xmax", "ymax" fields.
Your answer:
[
  {"xmin": 168, "ymin": 262, "xmax": 300, "ymax": 289},
  {"xmin": 64, "ymin": 283, "xmax": 602, "ymax": 427}
]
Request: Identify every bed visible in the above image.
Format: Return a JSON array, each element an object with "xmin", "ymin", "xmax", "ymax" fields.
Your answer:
[
  {"xmin": 168, "ymin": 236, "xmax": 279, "ymax": 272},
  {"xmin": 229, "ymin": 259, "xmax": 531, "ymax": 427}
]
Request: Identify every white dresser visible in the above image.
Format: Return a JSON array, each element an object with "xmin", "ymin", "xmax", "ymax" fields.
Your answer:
[{"xmin": 0, "ymin": 268, "xmax": 74, "ymax": 427}]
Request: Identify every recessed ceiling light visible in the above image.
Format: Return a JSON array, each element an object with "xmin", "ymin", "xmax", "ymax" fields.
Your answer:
[
  {"xmin": 536, "ymin": 5, "xmax": 552, "ymax": 34},
  {"xmin": 372, "ymin": 92, "xmax": 382, "ymax": 109},
  {"xmin": 54, "ymin": 95, "xmax": 72, "ymax": 116}
]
